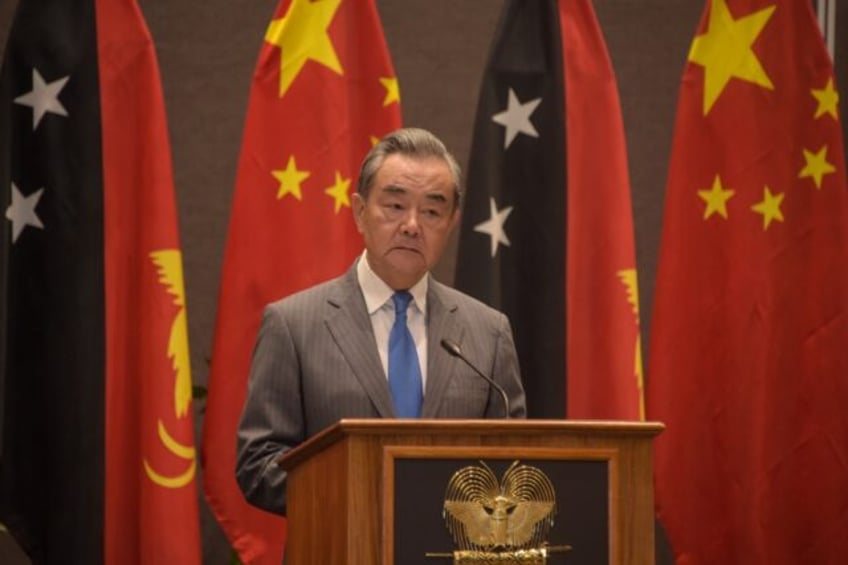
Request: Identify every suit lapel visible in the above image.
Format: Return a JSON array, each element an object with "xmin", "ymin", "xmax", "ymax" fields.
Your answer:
[
  {"xmin": 324, "ymin": 267, "xmax": 396, "ymax": 418},
  {"xmin": 422, "ymin": 279, "xmax": 465, "ymax": 417}
]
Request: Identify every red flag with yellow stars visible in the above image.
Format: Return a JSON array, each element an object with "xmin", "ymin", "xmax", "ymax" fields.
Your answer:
[
  {"xmin": 201, "ymin": 0, "xmax": 401, "ymax": 562},
  {"xmin": 648, "ymin": 0, "xmax": 848, "ymax": 562}
]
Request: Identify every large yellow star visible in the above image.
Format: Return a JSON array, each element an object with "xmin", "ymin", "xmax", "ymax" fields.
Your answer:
[
  {"xmin": 799, "ymin": 145, "xmax": 836, "ymax": 189},
  {"xmin": 380, "ymin": 77, "xmax": 400, "ymax": 107},
  {"xmin": 325, "ymin": 171, "xmax": 351, "ymax": 213},
  {"xmin": 265, "ymin": 0, "xmax": 343, "ymax": 97},
  {"xmin": 689, "ymin": 0, "xmax": 775, "ymax": 115},
  {"xmin": 697, "ymin": 174, "xmax": 735, "ymax": 219},
  {"xmin": 811, "ymin": 78, "xmax": 839, "ymax": 120},
  {"xmin": 751, "ymin": 186, "xmax": 784, "ymax": 230},
  {"xmin": 272, "ymin": 155, "xmax": 310, "ymax": 200}
]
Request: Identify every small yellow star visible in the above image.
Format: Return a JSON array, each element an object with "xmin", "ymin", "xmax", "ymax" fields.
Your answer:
[
  {"xmin": 799, "ymin": 145, "xmax": 836, "ymax": 189},
  {"xmin": 380, "ymin": 77, "xmax": 400, "ymax": 107},
  {"xmin": 271, "ymin": 156, "xmax": 310, "ymax": 200},
  {"xmin": 325, "ymin": 171, "xmax": 352, "ymax": 213},
  {"xmin": 697, "ymin": 175, "xmax": 735, "ymax": 219},
  {"xmin": 751, "ymin": 186, "xmax": 784, "ymax": 230},
  {"xmin": 811, "ymin": 78, "xmax": 839, "ymax": 120},
  {"xmin": 369, "ymin": 135, "xmax": 381, "ymax": 147},
  {"xmin": 689, "ymin": 0, "xmax": 775, "ymax": 115},
  {"xmin": 265, "ymin": 0, "xmax": 343, "ymax": 97}
]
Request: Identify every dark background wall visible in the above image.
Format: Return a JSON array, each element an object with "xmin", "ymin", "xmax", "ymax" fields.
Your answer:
[{"xmin": 1, "ymin": 1, "xmax": 846, "ymax": 563}]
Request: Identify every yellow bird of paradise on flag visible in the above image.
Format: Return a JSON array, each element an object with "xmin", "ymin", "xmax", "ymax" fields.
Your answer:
[{"xmin": 143, "ymin": 250, "xmax": 196, "ymax": 488}]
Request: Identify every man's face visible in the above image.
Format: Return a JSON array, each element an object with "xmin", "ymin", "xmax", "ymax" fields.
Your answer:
[{"xmin": 352, "ymin": 153, "xmax": 459, "ymax": 290}]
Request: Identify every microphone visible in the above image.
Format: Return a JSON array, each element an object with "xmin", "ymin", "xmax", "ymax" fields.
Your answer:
[{"xmin": 440, "ymin": 338, "xmax": 510, "ymax": 419}]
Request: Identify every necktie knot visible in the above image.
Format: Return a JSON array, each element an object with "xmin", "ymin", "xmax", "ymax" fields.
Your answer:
[{"xmin": 392, "ymin": 291, "xmax": 413, "ymax": 321}]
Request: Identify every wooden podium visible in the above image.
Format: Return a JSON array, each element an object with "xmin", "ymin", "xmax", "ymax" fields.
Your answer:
[{"xmin": 278, "ymin": 419, "xmax": 663, "ymax": 564}]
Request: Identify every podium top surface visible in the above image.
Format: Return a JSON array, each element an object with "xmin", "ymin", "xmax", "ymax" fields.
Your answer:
[
  {"xmin": 334, "ymin": 418, "xmax": 662, "ymax": 435},
  {"xmin": 278, "ymin": 418, "xmax": 664, "ymax": 470}
]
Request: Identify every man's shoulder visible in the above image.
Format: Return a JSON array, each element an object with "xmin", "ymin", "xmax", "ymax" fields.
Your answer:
[
  {"xmin": 266, "ymin": 271, "xmax": 354, "ymax": 312},
  {"xmin": 431, "ymin": 279, "xmax": 505, "ymax": 321}
]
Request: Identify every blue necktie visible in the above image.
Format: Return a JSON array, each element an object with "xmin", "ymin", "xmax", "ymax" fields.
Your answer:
[{"xmin": 388, "ymin": 291, "xmax": 423, "ymax": 417}]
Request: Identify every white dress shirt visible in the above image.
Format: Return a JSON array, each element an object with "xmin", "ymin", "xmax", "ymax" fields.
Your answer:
[{"xmin": 356, "ymin": 251, "xmax": 428, "ymax": 390}]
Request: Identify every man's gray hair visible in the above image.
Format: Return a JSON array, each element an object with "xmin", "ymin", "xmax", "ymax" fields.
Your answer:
[{"xmin": 356, "ymin": 127, "xmax": 463, "ymax": 208}]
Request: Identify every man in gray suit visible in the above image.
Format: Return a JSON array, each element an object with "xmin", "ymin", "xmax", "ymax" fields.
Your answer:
[{"xmin": 236, "ymin": 127, "xmax": 526, "ymax": 517}]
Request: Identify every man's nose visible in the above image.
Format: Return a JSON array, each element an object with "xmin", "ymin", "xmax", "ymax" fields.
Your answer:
[{"xmin": 400, "ymin": 209, "xmax": 420, "ymax": 236}]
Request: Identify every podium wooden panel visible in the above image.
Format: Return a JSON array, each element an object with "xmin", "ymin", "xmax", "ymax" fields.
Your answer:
[{"xmin": 278, "ymin": 419, "xmax": 662, "ymax": 564}]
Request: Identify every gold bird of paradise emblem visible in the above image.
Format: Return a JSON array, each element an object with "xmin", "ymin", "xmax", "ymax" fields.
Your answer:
[{"xmin": 443, "ymin": 461, "xmax": 556, "ymax": 551}]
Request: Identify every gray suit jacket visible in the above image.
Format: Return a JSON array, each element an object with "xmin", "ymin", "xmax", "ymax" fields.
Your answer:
[{"xmin": 235, "ymin": 263, "xmax": 526, "ymax": 515}]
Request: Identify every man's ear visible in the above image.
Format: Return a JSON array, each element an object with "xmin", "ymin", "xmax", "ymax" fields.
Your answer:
[
  {"xmin": 449, "ymin": 207, "xmax": 461, "ymax": 231},
  {"xmin": 351, "ymin": 193, "xmax": 365, "ymax": 233}
]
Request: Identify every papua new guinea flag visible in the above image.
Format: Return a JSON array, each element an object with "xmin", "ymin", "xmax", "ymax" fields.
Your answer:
[{"xmin": 0, "ymin": 0, "xmax": 202, "ymax": 562}]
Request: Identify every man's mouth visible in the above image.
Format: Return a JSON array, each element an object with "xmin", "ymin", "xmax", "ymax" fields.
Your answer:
[{"xmin": 391, "ymin": 245, "xmax": 422, "ymax": 254}]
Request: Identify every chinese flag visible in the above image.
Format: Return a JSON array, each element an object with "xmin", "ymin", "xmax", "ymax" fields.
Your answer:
[
  {"xmin": 201, "ymin": 0, "xmax": 401, "ymax": 562},
  {"xmin": 0, "ymin": 0, "xmax": 201, "ymax": 563},
  {"xmin": 648, "ymin": 0, "xmax": 848, "ymax": 562},
  {"xmin": 454, "ymin": 0, "xmax": 642, "ymax": 420}
]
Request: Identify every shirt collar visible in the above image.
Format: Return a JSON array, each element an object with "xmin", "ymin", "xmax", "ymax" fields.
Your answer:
[{"xmin": 356, "ymin": 250, "xmax": 428, "ymax": 314}]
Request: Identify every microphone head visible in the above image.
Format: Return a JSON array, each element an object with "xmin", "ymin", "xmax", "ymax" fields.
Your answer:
[{"xmin": 440, "ymin": 338, "xmax": 462, "ymax": 357}]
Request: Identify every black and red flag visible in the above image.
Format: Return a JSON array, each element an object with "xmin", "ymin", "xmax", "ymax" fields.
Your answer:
[
  {"xmin": 0, "ymin": 0, "xmax": 201, "ymax": 562},
  {"xmin": 455, "ymin": 0, "xmax": 642, "ymax": 420}
]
